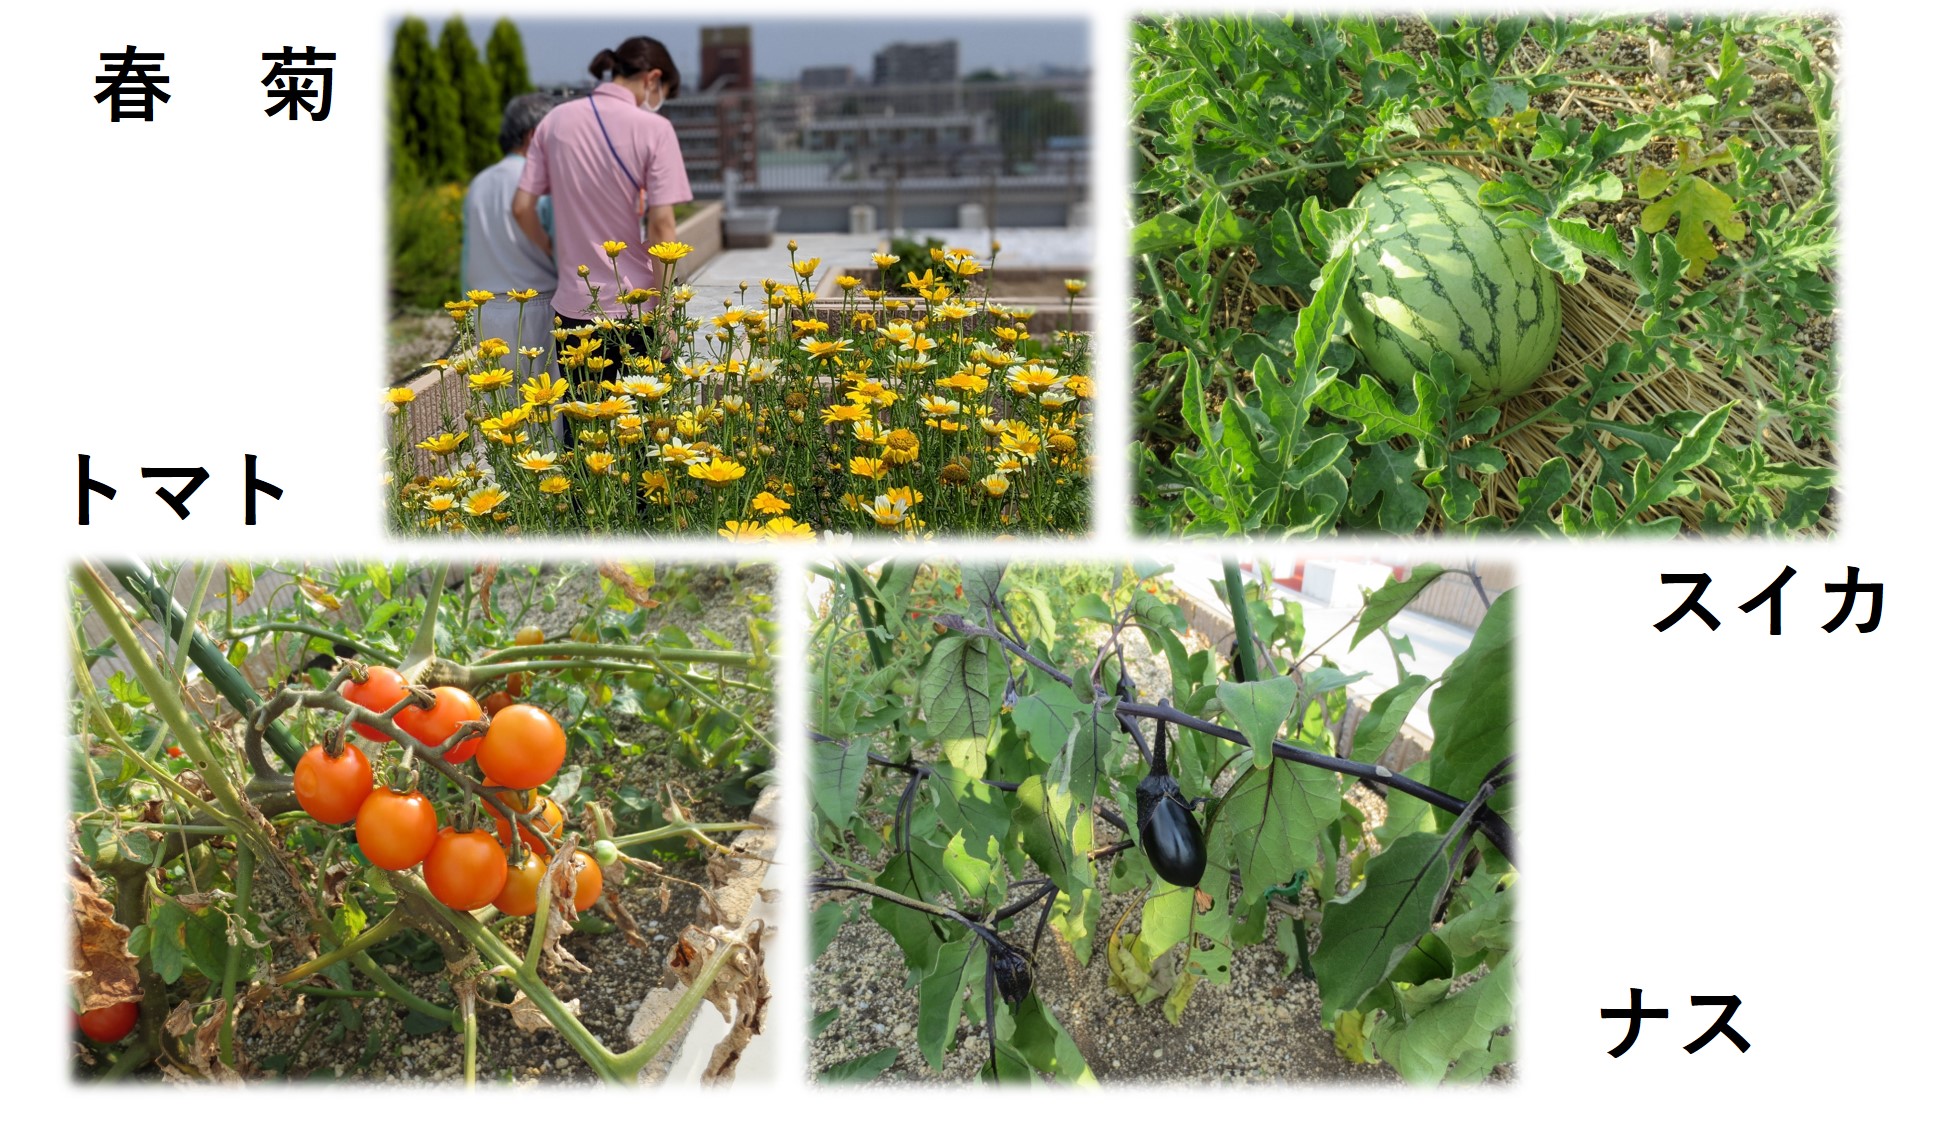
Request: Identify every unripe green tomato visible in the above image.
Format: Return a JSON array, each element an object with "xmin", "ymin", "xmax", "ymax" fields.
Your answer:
[
  {"xmin": 541, "ymin": 594, "xmax": 557, "ymax": 613},
  {"xmin": 592, "ymin": 840, "xmax": 621, "ymax": 866}
]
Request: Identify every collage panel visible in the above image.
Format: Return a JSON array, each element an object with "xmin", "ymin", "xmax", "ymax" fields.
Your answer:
[
  {"xmin": 382, "ymin": 15, "xmax": 1095, "ymax": 539},
  {"xmin": 69, "ymin": 560, "xmax": 780, "ymax": 1082},
  {"xmin": 1130, "ymin": 13, "xmax": 1837, "ymax": 536},
  {"xmin": 807, "ymin": 555, "xmax": 1515, "ymax": 1083}
]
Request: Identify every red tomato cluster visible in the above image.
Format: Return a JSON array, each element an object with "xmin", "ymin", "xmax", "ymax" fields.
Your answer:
[{"xmin": 300, "ymin": 653, "xmax": 597, "ymax": 914}]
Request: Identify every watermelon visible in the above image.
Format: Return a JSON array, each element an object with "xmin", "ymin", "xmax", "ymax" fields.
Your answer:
[{"xmin": 1345, "ymin": 162, "xmax": 1560, "ymax": 404}]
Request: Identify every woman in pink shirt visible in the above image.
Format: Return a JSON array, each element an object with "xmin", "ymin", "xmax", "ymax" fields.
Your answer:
[{"xmin": 511, "ymin": 35, "xmax": 694, "ymax": 387}]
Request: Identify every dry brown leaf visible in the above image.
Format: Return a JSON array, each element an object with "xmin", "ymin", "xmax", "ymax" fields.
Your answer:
[
  {"xmin": 507, "ymin": 988, "xmax": 580, "ymax": 1034},
  {"xmin": 598, "ymin": 563, "xmax": 662, "ymax": 608},
  {"xmin": 70, "ymin": 865, "xmax": 141, "ymax": 1009},
  {"xmin": 668, "ymin": 920, "xmax": 770, "ymax": 1085}
]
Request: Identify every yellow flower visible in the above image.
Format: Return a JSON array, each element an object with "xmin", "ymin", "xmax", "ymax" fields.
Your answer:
[
  {"xmin": 688, "ymin": 457, "xmax": 747, "ymax": 487},
  {"xmin": 1064, "ymin": 278, "xmax": 1087, "ymax": 295},
  {"xmin": 478, "ymin": 338, "xmax": 511, "ymax": 360},
  {"xmin": 639, "ymin": 470, "xmax": 669, "ymax": 498},
  {"xmin": 799, "ymin": 336, "xmax": 850, "ymax": 361},
  {"xmin": 539, "ymin": 475, "xmax": 571, "ymax": 494},
  {"xmin": 836, "ymin": 274, "xmax": 861, "ymax": 291},
  {"xmin": 505, "ymin": 288, "xmax": 539, "ymax": 303},
  {"xmin": 938, "ymin": 368, "xmax": 990, "ymax": 395},
  {"xmin": 417, "ymin": 432, "xmax": 467, "ymax": 455},
  {"xmin": 661, "ymin": 440, "xmax": 703, "ymax": 465},
  {"xmin": 792, "ymin": 257, "xmax": 821, "ymax": 278},
  {"xmin": 515, "ymin": 450, "xmax": 559, "ymax": 472},
  {"xmin": 648, "ymin": 241, "xmax": 693, "ymax": 264},
  {"xmin": 821, "ymin": 403, "xmax": 871, "ymax": 425},
  {"xmin": 521, "ymin": 373, "xmax": 569, "ymax": 406},
  {"xmin": 791, "ymin": 317, "xmax": 828, "ymax": 334},
  {"xmin": 1066, "ymin": 374, "xmax": 1096, "ymax": 399},
  {"xmin": 872, "ymin": 252, "xmax": 900, "ymax": 268},
  {"xmin": 917, "ymin": 395, "xmax": 962, "ymax": 417},
  {"xmin": 717, "ymin": 520, "xmax": 766, "ymax": 542},
  {"xmin": 469, "ymin": 367, "xmax": 515, "ymax": 391},
  {"xmin": 762, "ymin": 516, "xmax": 815, "ymax": 541},
  {"xmin": 904, "ymin": 268, "xmax": 938, "ymax": 293},
  {"xmin": 862, "ymin": 496, "xmax": 909, "ymax": 528},
  {"xmin": 467, "ymin": 289, "xmax": 496, "ymax": 306},
  {"xmin": 849, "ymin": 455, "xmax": 888, "ymax": 480},
  {"xmin": 602, "ymin": 239, "xmax": 629, "ymax": 259},
  {"xmin": 881, "ymin": 428, "xmax": 921, "ymax": 465},
  {"xmin": 884, "ymin": 486, "xmax": 924, "ymax": 507},
  {"xmin": 585, "ymin": 451, "xmax": 617, "ymax": 474},
  {"xmin": 385, "ymin": 387, "xmax": 416, "ymax": 405},
  {"xmin": 750, "ymin": 491, "xmax": 791, "ymax": 516},
  {"xmin": 980, "ymin": 474, "xmax": 1010, "ymax": 498},
  {"xmin": 464, "ymin": 486, "xmax": 508, "ymax": 515},
  {"xmin": 424, "ymin": 492, "xmax": 457, "ymax": 512}
]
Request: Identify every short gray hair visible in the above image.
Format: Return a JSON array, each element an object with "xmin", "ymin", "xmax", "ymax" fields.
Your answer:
[{"xmin": 500, "ymin": 92, "xmax": 558, "ymax": 153}]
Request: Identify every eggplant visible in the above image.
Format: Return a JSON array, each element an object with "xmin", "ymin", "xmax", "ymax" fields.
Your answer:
[
  {"xmin": 989, "ymin": 941, "xmax": 1034, "ymax": 1006},
  {"xmin": 1136, "ymin": 770, "xmax": 1206, "ymax": 887}
]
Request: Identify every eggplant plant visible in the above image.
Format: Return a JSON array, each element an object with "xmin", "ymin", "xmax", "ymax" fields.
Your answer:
[{"xmin": 809, "ymin": 557, "xmax": 1516, "ymax": 1084}]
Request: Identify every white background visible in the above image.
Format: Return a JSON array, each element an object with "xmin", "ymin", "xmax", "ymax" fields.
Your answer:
[{"xmin": 9, "ymin": 0, "xmax": 1949, "ymax": 1118}]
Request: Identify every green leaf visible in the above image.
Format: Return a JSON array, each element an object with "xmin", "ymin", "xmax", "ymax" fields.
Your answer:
[
  {"xmin": 1353, "ymin": 675, "xmax": 1430, "ymax": 763},
  {"xmin": 917, "ymin": 938, "xmax": 983, "ymax": 1071},
  {"xmin": 1315, "ymin": 831, "xmax": 1454, "ymax": 1014},
  {"xmin": 182, "ymin": 908, "xmax": 230, "ymax": 983},
  {"xmin": 1011, "ymin": 681, "xmax": 1084, "ymax": 766},
  {"xmin": 998, "ymin": 995, "xmax": 1097, "ymax": 1084},
  {"xmin": 1427, "ymin": 590, "xmax": 1515, "ymax": 817},
  {"xmin": 810, "ymin": 901, "xmax": 845, "ymax": 962},
  {"xmin": 819, "ymin": 1047, "xmax": 900, "ymax": 1083},
  {"xmin": 810, "ymin": 737, "xmax": 868, "ymax": 831},
  {"xmin": 1132, "ymin": 212, "xmax": 1197, "ymax": 255},
  {"xmin": 1216, "ymin": 675, "xmax": 1299, "ymax": 770},
  {"xmin": 918, "ymin": 635, "xmax": 1007, "ymax": 744},
  {"xmin": 1374, "ymin": 954, "xmax": 1516, "ymax": 1085},
  {"xmin": 1012, "ymin": 776, "xmax": 1093, "ymax": 899},
  {"xmin": 941, "ymin": 830, "xmax": 998, "ymax": 902},
  {"xmin": 1351, "ymin": 564, "xmax": 1444, "ymax": 650},
  {"xmin": 1317, "ymin": 373, "xmax": 1426, "ymax": 443},
  {"xmin": 1221, "ymin": 758, "xmax": 1341, "ymax": 936}
]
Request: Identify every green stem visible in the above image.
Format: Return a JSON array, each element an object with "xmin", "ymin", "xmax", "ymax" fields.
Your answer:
[
  {"xmin": 472, "ymin": 642, "xmax": 757, "ymax": 670},
  {"xmin": 352, "ymin": 951, "xmax": 458, "ymax": 1024},
  {"xmin": 610, "ymin": 821, "xmax": 762, "ymax": 848},
  {"xmin": 225, "ymin": 622, "xmax": 397, "ymax": 663},
  {"xmin": 609, "ymin": 938, "xmax": 744, "ymax": 1078},
  {"xmin": 103, "ymin": 561, "xmax": 307, "ymax": 769},
  {"xmin": 219, "ymin": 844, "xmax": 254, "ymax": 1071},
  {"xmin": 277, "ymin": 909, "xmax": 408, "ymax": 985},
  {"xmin": 1220, "ymin": 558, "xmax": 1264, "ymax": 681}
]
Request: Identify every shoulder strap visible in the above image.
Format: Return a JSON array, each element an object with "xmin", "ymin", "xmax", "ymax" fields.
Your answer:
[{"xmin": 587, "ymin": 93, "xmax": 642, "ymax": 194}]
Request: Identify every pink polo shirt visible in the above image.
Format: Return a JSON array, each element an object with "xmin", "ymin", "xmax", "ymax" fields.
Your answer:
[{"xmin": 518, "ymin": 82, "xmax": 693, "ymax": 319}]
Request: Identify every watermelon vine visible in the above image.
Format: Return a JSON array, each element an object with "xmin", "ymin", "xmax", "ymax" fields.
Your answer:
[{"xmin": 1133, "ymin": 15, "xmax": 1836, "ymax": 536}]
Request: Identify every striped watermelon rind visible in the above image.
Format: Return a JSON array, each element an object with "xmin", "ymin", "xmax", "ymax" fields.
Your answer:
[{"xmin": 1345, "ymin": 162, "xmax": 1559, "ymax": 404}]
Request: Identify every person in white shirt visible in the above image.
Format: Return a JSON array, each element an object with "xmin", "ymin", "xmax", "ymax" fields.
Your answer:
[{"xmin": 462, "ymin": 92, "xmax": 560, "ymax": 374}]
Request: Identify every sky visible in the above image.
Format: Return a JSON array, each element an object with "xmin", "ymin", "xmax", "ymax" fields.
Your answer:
[{"xmin": 421, "ymin": 16, "xmax": 1091, "ymax": 87}]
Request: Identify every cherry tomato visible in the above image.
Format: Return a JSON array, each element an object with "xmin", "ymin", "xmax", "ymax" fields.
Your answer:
[
  {"xmin": 558, "ymin": 849, "xmax": 603, "ymax": 911},
  {"xmin": 514, "ymin": 625, "xmax": 545, "ymax": 648},
  {"xmin": 481, "ymin": 690, "xmax": 515, "ymax": 716},
  {"xmin": 77, "ymin": 1000, "xmax": 139, "ymax": 1043},
  {"xmin": 484, "ymin": 794, "xmax": 564, "ymax": 853},
  {"xmin": 293, "ymin": 743, "xmax": 374, "ymax": 825},
  {"xmin": 476, "ymin": 704, "xmax": 565, "ymax": 789},
  {"xmin": 591, "ymin": 839, "xmax": 620, "ymax": 866},
  {"xmin": 340, "ymin": 667, "xmax": 409, "ymax": 741},
  {"xmin": 506, "ymin": 672, "xmax": 529, "ymax": 697},
  {"xmin": 397, "ymin": 685, "xmax": 484, "ymax": 764},
  {"xmin": 355, "ymin": 788, "xmax": 439, "ymax": 870},
  {"xmin": 421, "ymin": 828, "xmax": 508, "ymax": 911},
  {"xmin": 492, "ymin": 850, "xmax": 547, "ymax": 916},
  {"xmin": 164, "ymin": 745, "xmax": 183, "ymax": 759}
]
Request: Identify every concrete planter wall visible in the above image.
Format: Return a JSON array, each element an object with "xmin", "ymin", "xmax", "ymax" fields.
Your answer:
[{"xmin": 673, "ymin": 201, "xmax": 725, "ymax": 282}]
